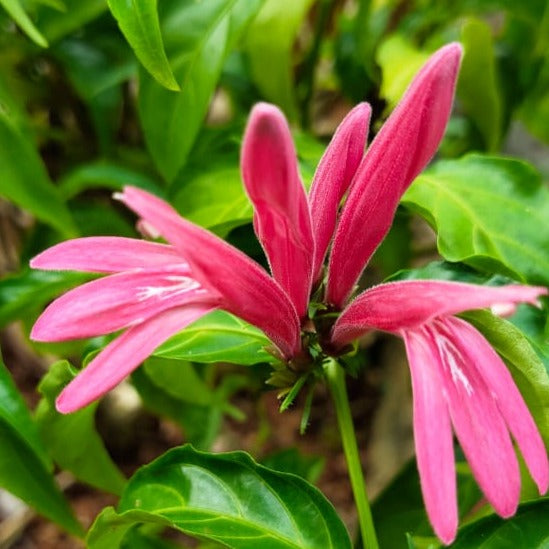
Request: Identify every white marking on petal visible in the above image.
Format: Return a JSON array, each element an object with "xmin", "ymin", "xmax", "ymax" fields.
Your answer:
[{"xmin": 136, "ymin": 276, "xmax": 202, "ymax": 302}]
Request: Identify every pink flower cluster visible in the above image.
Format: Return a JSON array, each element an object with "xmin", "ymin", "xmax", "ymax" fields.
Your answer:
[{"xmin": 31, "ymin": 42, "xmax": 547, "ymax": 543}]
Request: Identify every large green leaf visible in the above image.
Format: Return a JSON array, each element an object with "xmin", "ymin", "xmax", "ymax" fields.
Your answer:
[
  {"xmin": 107, "ymin": 0, "xmax": 179, "ymax": 91},
  {"xmin": 0, "ymin": 358, "xmax": 82, "ymax": 536},
  {"xmin": 139, "ymin": 0, "xmax": 264, "ymax": 182},
  {"xmin": 244, "ymin": 0, "xmax": 314, "ymax": 121},
  {"xmin": 403, "ymin": 154, "xmax": 549, "ymax": 285},
  {"xmin": 35, "ymin": 361, "xmax": 127, "ymax": 495},
  {"xmin": 0, "ymin": 78, "xmax": 77, "ymax": 237},
  {"xmin": 451, "ymin": 498, "xmax": 549, "ymax": 548},
  {"xmin": 154, "ymin": 310, "xmax": 275, "ymax": 365},
  {"xmin": 0, "ymin": 0, "xmax": 48, "ymax": 46},
  {"xmin": 458, "ymin": 18, "xmax": 502, "ymax": 152},
  {"xmin": 87, "ymin": 445, "xmax": 351, "ymax": 548}
]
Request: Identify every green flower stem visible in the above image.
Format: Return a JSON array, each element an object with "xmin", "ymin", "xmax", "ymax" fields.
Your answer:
[{"xmin": 324, "ymin": 358, "xmax": 379, "ymax": 549}]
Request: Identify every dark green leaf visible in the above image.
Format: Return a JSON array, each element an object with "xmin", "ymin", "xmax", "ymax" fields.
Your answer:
[
  {"xmin": 107, "ymin": 0, "xmax": 179, "ymax": 91},
  {"xmin": 0, "ymin": 0, "xmax": 48, "ymax": 46},
  {"xmin": 244, "ymin": 0, "xmax": 314, "ymax": 121},
  {"xmin": 35, "ymin": 360, "xmax": 127, "ymax": 494},
  {"xmin": 87, "ymin": 445, "xmax": 351, "ymax": 548},
  {"xmin": 154, "ymin": 310, "xmax": 275, "ymax": 365},
  {"xmin": 0, "ymin": 357, "xmax": 82, "ymax": 536},
  {"xmin": 403, "ymin": 154, "xmax": 549, "ymax": 285},
  {"xmin": 451, "ymin": 498, "xmax": 549, "ymax": 548},
  {"xmin": 139, "ymin": 0, "xmax": 264, "ymax": 182},
  {"xmin": 262, "ymin": 448, "xmax": 324, "ymax": 484}
]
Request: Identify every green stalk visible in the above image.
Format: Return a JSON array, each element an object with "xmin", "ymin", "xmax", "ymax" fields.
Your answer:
[{"xmin": 324, "ymin": 359, "xmax": 379, "ymax": 549}]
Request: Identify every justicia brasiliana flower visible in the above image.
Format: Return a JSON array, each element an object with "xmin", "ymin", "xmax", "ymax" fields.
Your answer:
[{"xmin": 31, "ymin": 42, "xmax": 548, "ymax": 544}]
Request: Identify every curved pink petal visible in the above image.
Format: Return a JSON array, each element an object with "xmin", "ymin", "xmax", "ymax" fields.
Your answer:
[
  {"xmin": 332, "ymin": 281, "xmax": 547, "ymax": 345},
  {"xmin": 31, "ymin": 267, "xmax": 216, "ymax": 341},
  {"xmin": 31, "ymin": 237, "xmax": 186, "ymax": 273},
  {"xmin": 241, "ymin": 103, "xmax": 315, "ymax": 318},
  {"xmin": 56, "ymin": 305, "xmax": 216, "ymax": 413},
  {"xmin": 426, "ymin": 319, "xmax": 520, "ymax": 517},
  {"xmin": 403, "ymin": 328, "xmax": 457, "ymax": 544},
  {"xmin": 116, "ymin": 186, "xmax": 301, "ymax": 358},
  {"xmin": 444, "ymin": 316, "xmax": 549, "ymax": 495},
  {"xmin": 308, "ymin": 103, "xmax": 371, "ymax": 283},
  {"xmin": 326, "ymin": 43, "xmax": 463, "ymax": 308}
]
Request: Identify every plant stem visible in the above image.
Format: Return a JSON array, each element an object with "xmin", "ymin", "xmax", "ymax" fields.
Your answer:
[{"xmin": 324, "ymin": 359, "xmax": 379, "ymax": 549}]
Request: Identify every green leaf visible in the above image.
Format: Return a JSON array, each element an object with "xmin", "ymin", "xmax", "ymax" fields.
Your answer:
[
  {"xmin": 0, "ymin": 0, "xmax": 48, "ymax": 46},
  {"xmin": 139, "ymin": 0, "xmax": 264, "ymax": 182},
  {"xmin": 376, "ymin": 34, "xmax": 429, "ymax": 109},
  {"xmin": 107, "ymin": 0, "xmax": 179, "ymax": 91},
  {"xmin": 35, "ymin": 360, "xmax": 127, "ymax": 495},
  {"xmin": 461, "ymin": 310, "xmax": 549, "ymax": 447},
  {"xmin": 451, "ymin": 498, "xmax": 549, "ymax": 548},
  {"xmin": 262, "ymin": 448, "xmax": 325, "ymax": 484},
  {"xmin": 0, "ymin": 357, "xmax": 82, "ymax": 536},
  {"xmin": 402, "ymin": 154, "xmax": 549, "ymax": 286},
  {"xmin": 244, "ymin": 0, "xmax": 314, "ymax": 121},
  {"xmin": 154, "ymin": 310, "xmax": 275, "ymax": 365},
  {"xmin": 458, "ymin": 18, "xmax": 502, "ymax": 152},
  {"xmin": 87, "ymin": 445, "xmax": 351, "ymax": 549},
  {"xmin": 0, "ymin": 268, "xmax": 91, "ymax": 328},
  {"xmin": 0, "ymin": 78, "xmax": 77, "ymax": 237}
]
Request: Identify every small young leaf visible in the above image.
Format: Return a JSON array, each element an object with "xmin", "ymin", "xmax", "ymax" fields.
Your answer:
[
  {"xmin": 403, "ymin": 154, "xmax": 549, "ymax": 285},
  {"xmin": 0, "ymin": 0, "xmax": 48, "ymax": 46},
  {"xmin": 87, "ymin": 445, "xmax": 351, "ymax": 549},
  {"xmin": 107, "ymin": 0, "xmax": 179, "ymax": 91},
  {"xmin": 35, "ymin": 361, "xmax": 127, "ymax": 495}
]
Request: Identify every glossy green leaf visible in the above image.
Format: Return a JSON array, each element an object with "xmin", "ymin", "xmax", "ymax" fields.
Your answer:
[
  {"xmin": 508, "ymin": 305, "xmax": 549, "ymax": 368},
  {"xmin": 458, "ymin": 18, "xmax": 502, "ymax": 152},
  {"xmin": 451, "ymin": 498, "xmax": 549, "ymax": 548},
  {"xmin": 0, "ymin": 79, "xmax": 77, "ymax": 237},
  {"xmin": 0, "ymin": 358, "xmax": 82, "ymax": 536},
  {"xmin": 376, "ymin": 34, "xmax": 429, "ymax": 109},
  {"xmin": 139, "ymin": 0, "xmax": 264, "ymax": 182},
  {"xmin": 461, "ymin": 309, "xmax": 549, "ymax": 446},
  {"xmin": 244, "ymin": 0, "xmax": 314, "ymax": 121},
  {"xmin": 0, "ymin": 0, "xmax": 48, "ymax": 46},
  {"xmin": 154, "ymin": 310, "xmax": 275, "ymax": 365},
  {"xmin": 107, "ymin": 0, "xmax": 179, "ymax": 91},
  {"xmin": 35, "ymin": 360, "xmax": 127, "ymax": 495},
  {"xmin": 403, "ymin": 154, "xmax": 549, "ymax": 285},
  {"xmin": 262, "ymin": 448, "xmax": 324, "ymax": 484},
  {"xmin": 87, "ymin": 445, "xmax": 351, "ymax": 549},
  {"xmin": 0, "ymin": 268, "xmax": 91, "ymax": 328}
]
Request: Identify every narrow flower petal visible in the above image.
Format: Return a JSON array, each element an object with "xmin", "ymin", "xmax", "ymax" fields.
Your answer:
[
  {"xmin": 241, "ymin": 103, "xmax": 315, "ymax": 318},
  {"xmin": 426, "ymin": 319, "xmax": 521, "ymax": 517},
  {"xmin": 332, "ymin": 281, "xmax": 547, "ymax": 345},
  {"xmin": 31, "ymin": 268, "xmax": 215, "ymax": 341},
  {"xmin": 56, "ymin": 305, "xmax": 216, "ymax": 413},
  {"xmin": 403, "ymin": 328, "xmax": 457, "ymax": 544},
  {"xmin": 444, "ymin": 316, "xmax": 549, "ymax": 495},
  {"xmin": 308, "ymin": 103, "xmax": 371, "ymax": 283},
  {"xmin": 117, "ymin": 186, "xmax": 301, "ymax": 357},
  {"xmin": 327, "ymin": 43, "xmax": 463, "ymax": 308},
  {"xmin": 30, "ymin": 237, "xmax": 186, "ymax": 273}
]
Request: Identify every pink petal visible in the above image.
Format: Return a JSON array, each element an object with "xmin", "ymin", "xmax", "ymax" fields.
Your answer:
[
  {"xmin": 56, "ymin": 305, "xmax": 216, "ymax": 413},
  {"xmin": 241, "ymin": 103, "xmax": 315, "ymax": 318},
  {"xmin": 30, "ymin": 237, "xmax": 186, "ymax": 273},
  {"xmin": 403, "ymin": 328, "xmax": 457, "ymax": 544},
  {"xmin": 31, "ymin": 267, "xmax": 216, "ymax": 341},
  {"xmin": 426, "ymin": 319, "xmax": 520, "ymax": 517},
  {"xmin": 116, "ymin": 186, "xmax": 301, "ymax": 358},
  {"xmin": 444, "ymin": 316, "xmax": 549, "ymax": 495},
  {"xmin": 308, "ymin": 103, "xmax": 371, "ymax": 284},
  {"xmin": 326, "ymin": 43, "xmax": 463, "ymax": 308},
  {"xmin": 332, "ymin": 281, "xmax": 547, "ymax": 345}
]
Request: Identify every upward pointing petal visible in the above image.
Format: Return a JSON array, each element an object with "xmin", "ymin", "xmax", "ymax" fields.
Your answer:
[
  {"xmin": 241, "ymin": 103, "xmax": 315, "ymax": 319},
  {"xmin": 308, "ymin": 103, "xmax": 371, "ymax": 284},
  {"xmin": 327, "ymin": 43, "xmax": 463, "ymax": 308},
  {"xmin": 332, "ymin": 280, "xmax": 547, "ymax": 345},
  {"xmin": 117, "ymin": 186, "xmax": 301, "ymax": 358}
]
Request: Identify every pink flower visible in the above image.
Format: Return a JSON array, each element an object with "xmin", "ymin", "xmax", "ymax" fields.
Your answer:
[{"xmin": 30, "ymin": 40, "xmax": 548, "ymax": 543}]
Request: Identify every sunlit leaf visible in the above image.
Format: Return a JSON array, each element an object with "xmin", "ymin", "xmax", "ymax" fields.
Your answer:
[{"xmin": 0, "ymin": 0, "xmax": 48, "ymax": 46}]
